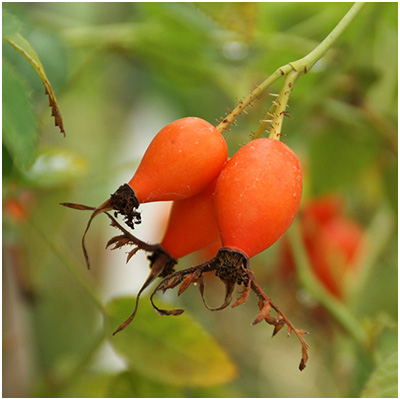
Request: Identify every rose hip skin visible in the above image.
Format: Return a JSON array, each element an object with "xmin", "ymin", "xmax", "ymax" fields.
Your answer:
[
  {"xmin": 128, "ymin": 117, "xmax": 228, "ymax": 203},
  {"xmin": 214, "ymin": 138, "xmax": 303, "ymax": 258},
  {"xmin": 160, "ymin": 178, "xmax": 221, "ymax": 260}
]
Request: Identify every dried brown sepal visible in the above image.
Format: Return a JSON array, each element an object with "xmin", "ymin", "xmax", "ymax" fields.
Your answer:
[
  {"xmin": 231, "ymin": 282, "xmax": 251, "ymax": 308},
  {"xmin": 112, "ymin": 249, "xmax": 177, "ymax": 334},
  {"xmin": 249, "ymin": 271, "xmax": 309, "ymax": 370},
  {"xmin": 299, "ymin": 343, "xmax": 309, "ymax": 371},
  {"xmin": 272, "ymin": 318, "xmax": 286, "ymax": 337},
  {"xmin": 106, "ymin": 235, "xmax": 132, "ymax": 250},
  {"xmin": 109, "ymin": 184, "xmax": 141, "ymax": 229},
  {"xmin": 199, "ymin": 278, "xmax": 236, "ymax": 311},
  {"xmin": 60, "ymin": 198, "xmax": 113, "ymax": 268},
  {"xmin": 155, "ymin": 307, "xmax": 185, "ymax": 317},
  {"xmin": 149, "ymin": 276, "xmax": 187, "ymax": 316},
  {"xmin": 104, "ymin": 213, "xmax": 160, "ymax": 254},
  {"xmin": 252, "ymin": 302, "xmax": 272, "ymax": 326},
  {"xmin": 126, "ymin": 247, "xmax": 140, "ymax": 263},
  {"xmin": 62, "ymin": 200, "xmax": 179, "ymax": 333},
  {"xmin": 143, "ymin": 248, "xmax": 309, "ymax": 371},
  {"xmin": 178, "ymin": 272, "xmax": 200, "ymax": 296},
  {"xmin": 161, "ymin": 275, "xmax": 184, "ymax": 292},
  {"xmin": 62, "ymin": 184, "xmax": 142, "ymax": 266},
  {"xmin": 60, "ymin": 203, "xmax": 96, "ymax": 211}
]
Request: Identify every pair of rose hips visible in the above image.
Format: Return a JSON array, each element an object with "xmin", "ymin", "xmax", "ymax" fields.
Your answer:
[
  {"xmin": 99, "ymin": 116, "xmax": 302, "ymax": 262},
  {"xmin": 63, "ymin": 116, "xmax": 307, "ymax": 369}
]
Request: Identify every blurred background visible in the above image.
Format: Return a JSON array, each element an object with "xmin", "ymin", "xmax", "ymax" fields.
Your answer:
[{"xmin": 3, "ymin": 3, "xmax": 397, "ymax": 397}]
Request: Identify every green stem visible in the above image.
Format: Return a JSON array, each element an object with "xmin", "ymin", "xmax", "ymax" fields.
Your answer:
[
  {"xmin": 217, "ymin": 2, "xmax": 367, "ymax": 134},
  {"xmin": 252, "ymin": 96, "xmax": 277, "ymax": 140},
  {"xmin": 287, "ymin": 220, "xmax": 369, "ymax": 348},
  {"xmin": 216, "ymin": 65, "xmax": 292, "ymax": 132},
  {"xmin": 289, "ymin": 2, "xmax": 367, "ymax": 74},
  {"xmin": 268, "ymin": 70, "xmax": 299, "ymax": 140}
]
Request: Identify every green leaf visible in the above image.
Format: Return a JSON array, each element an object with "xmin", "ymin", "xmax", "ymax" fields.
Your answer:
[
  {"xmin": 309, "ymin": 128, "xmax": 379, "ymax": 195},
  {"xmin": 195, "ymin": 3, "xmax": 259, "ymax": 39},
  {"xmin": 57, "ymin": 372, "xmax": 114, "ymax": 398},
  {"xmin": 2, "ymin": 60, "xmax": 37, "ymax": 170},
  {"xmin": 3, "ymin": 30, "xmax": 66, "ymax": 135},
  {"xmin": 108, "ymin": 370, "xmax": 183, "ymax": 398},
  {"xmin": 2, "ymin": 8, "xmax": 22, "ymax": 37},
  {"xmin": 24, "ymin": 147, "xmax": 87, "ymax": 187},
  {"xmin": 383, "ymin": 159, "xmax": 398, "ymax": 215},
  {"xmin": 361, "ymin": 351, "xmax": 398, "ymax": 398},
  {"xmin": 105, "ymin": 296, "xmax": 238, "ymax": 388}
]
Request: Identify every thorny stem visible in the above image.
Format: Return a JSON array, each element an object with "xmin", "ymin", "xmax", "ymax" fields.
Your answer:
[
  {"xmin": 268, "ymin": 70, "xmax": 298, "ymax": 140},
  {"xmin": 216, "ymin": 3, "xmax": 366, "ymax": 136},
  {"xmin": 216, "ymin": 65, "xmax": 292, "ymax": 133},
  {"xmin": 252, "ymin": 94, "xmax": 278, "ymax": 140}
]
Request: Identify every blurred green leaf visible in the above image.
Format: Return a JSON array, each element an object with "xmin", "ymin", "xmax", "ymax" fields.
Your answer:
[
  {"xmin": 383, "ymin": 160, "xmax": 398, "ymax": 215},
  {"xmin": 108, "ymin": 370, "xmax": 183, "ymax": 397},
  {"xmin": 4, "ymin": 29, "xmax": 65, "ymax": 135},
  {"xmin": 105, "ymin": 296, "xmax": 238, "ymax": 388},
  {"xmin": 366, "ymin": 18, "xmax": 397, "ymax": 114},
  {"xmin": 57, "ymin": 372, "xmax": 114, "ymax": 398},
  {"xmin": 361, "ymin": 351, "xmax": 398, "ymax": 398},
  {"xmin": 2, "ymin": 59, "xmax": 37, "ymax": 170},
  {"xmin": 195, "ymin": 3, "xmax": 259, "ymax": 40},
  {"xmin": 2, "ymin": 8, "xmax": 22, "ymax": 36},
  {"xmin": 309, "ymin": 128, "xmax": 379, "ymax": 195},
  {"xmin": 24, "ymin": 147, "xmax": 87, "ymax": 187}
]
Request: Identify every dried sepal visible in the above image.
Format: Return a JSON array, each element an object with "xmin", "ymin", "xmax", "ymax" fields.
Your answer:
[
  {"xmin": 106, "ymin": 235, "xmax": 131, "ymax": 250},
  {"xmin": 247, "ymin": 267, "xmax": 309, "ymax": 370},
  {"xmin": 160, "ymin": 275, "xmax": 184, "ymax": 293},
  {"xmin": 178, "ymin": 272, "xmax": 199, "ymax": 296},
  {"xmin": 150, "ymin": 273, "xmax": 187, "ymax": 316},
  {"xmin": 199, "ymin": 278, "xmax": 235, "ymax": 312},
  {"xmin": 272, "ymin": 316, "xmax": 286, "ymax": 337},
  {"xmin": 126, "ymin": 247, "xmax": 140, "ymax": 263},
  {"xmin": 231, "ymin": 282, "xmax": 251, "ymax": 308},
  {"xmin": 60, "ymin": 203, "xmax": 95, "ymax": 211},
  {"xmin": 61, "ymin": 199, "xmax": 113, "ymax": 268},
  {"xmin": 299, "ymin": 341, "xmax": 309, "ymax": 371},
  {"xmin": 252, "ymin": 302, "xmax": 272, "ymax": 325}
]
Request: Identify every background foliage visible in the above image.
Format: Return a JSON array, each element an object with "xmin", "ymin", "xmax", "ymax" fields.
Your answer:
[{"xmin": 3, "ymin": 3, "xmax": 397, "ymax": 398}]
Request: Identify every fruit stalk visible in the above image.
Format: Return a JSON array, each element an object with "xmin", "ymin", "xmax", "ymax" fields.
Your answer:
[{"xmin": 217, "ymin": 2, "xmax": 367, "ymax": 134}]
